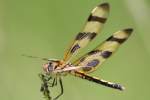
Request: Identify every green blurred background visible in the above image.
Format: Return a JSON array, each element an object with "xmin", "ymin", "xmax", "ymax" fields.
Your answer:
[{"xmin": 0, "ymin": 0, "xmax": 150, "ymax": 100}]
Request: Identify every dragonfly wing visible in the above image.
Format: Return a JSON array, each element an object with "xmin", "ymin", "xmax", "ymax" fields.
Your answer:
[
  {"xmin": 72, "ymin": 28, "xmax": 133, "ymax": 73},
  {"xmin": 63, "ymin": 3, "xmax": 109, "ymax": 62}
]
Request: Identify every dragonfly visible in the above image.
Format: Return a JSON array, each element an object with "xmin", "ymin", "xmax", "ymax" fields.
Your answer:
[{"xmin": 38, "ymin": 2, "xmax": 133, "ymax": 100}]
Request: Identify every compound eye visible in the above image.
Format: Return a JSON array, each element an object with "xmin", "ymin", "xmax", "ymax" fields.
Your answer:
[{"xmin": 48, "ymin": 62, "xmax": 53, "ymax": 72}]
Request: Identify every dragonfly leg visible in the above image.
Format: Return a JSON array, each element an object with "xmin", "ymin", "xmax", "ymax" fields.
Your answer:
[
  {"xmin": 48, "ymin": 78, "xmax": 57, "ymax": 87},
  {"xmin": 53, "ymin": 77, "xmax": 64, "ymax": 100}
]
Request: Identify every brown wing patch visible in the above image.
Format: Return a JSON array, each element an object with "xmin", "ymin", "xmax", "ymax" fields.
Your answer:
[
  {"xmin": 70, "ymin": 44, "xmax": 80, "ymax": 53},
  {"xmin": 88, "ymin": 50, "xmax": 101, "ymax": 55},
  {"xmin": 101, "ymin": 51, "xmax": 112, "ymax": 58},
  {"xmin": 82, "ymin": 59, "xmax": 100, "ymax": 71},
  {"xmin": 88, "ymin": 14, "xmax": 107, "ymax": 23},
  {"xmin": 86, "ymin": 59, "xmax": 100, "ymax": 67},
  {"xmin": 75, "ymin": 32, "xmax": 97, "ymax": 40},
  {"xmin": 89, "ymin": 32, "xmax": 97, "ymax": 40}
]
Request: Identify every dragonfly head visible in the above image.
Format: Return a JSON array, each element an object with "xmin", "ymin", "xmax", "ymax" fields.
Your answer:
[{"xmin": 43, "ymin": 59, "xmax": 64, "ymax": 73}]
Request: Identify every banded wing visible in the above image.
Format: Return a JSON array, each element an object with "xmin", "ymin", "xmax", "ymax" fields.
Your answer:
[
  {"xmin": 63, "ymin": 3, "xmax": 109, "ymax": 62},
  {"xmin": 72, "ymin": 28, "xmax": 133, "ymax": 73}
]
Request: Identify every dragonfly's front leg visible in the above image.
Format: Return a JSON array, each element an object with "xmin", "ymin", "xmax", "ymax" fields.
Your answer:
[
  {"xmin": 48, "ymin": 77, "xmax": 57, "ymax": 87},
  {"xmin": 39, "ymin": 73, "xmax": 57, "ymax": 86},
  {"xmin": 53, "ymin": 77, "xmax": 63, "ymax": 100}
]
